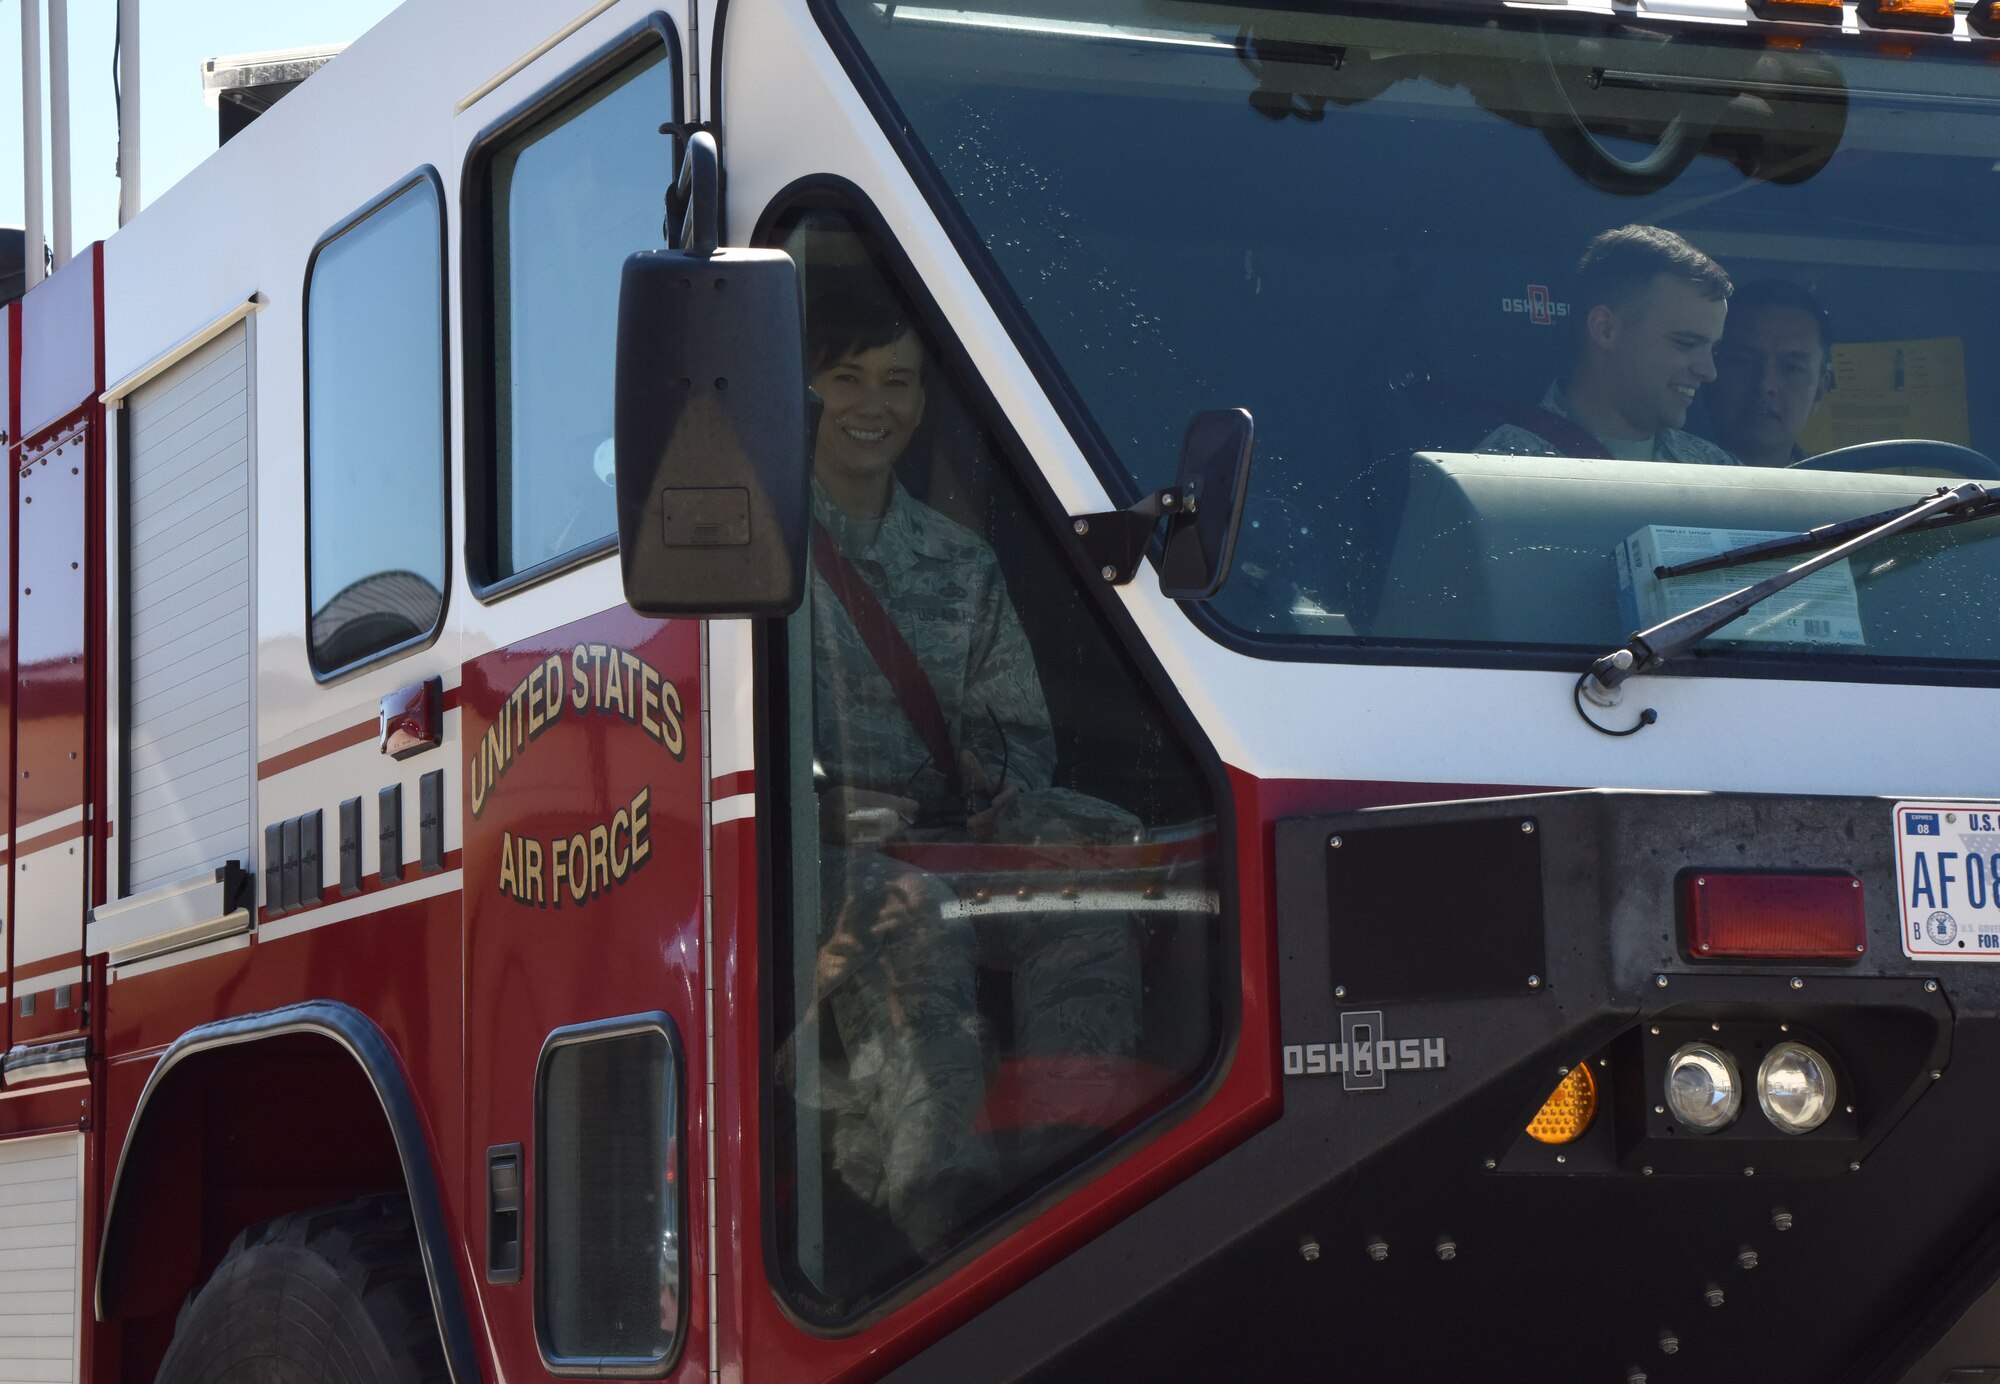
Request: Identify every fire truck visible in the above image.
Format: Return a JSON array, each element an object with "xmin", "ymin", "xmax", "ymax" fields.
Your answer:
[{"xmin": 7, "ymin": 0, "xmax": 2000, "ymax": 1379}]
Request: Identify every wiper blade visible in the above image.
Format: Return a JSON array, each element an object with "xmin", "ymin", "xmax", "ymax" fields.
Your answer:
[
  {"xmin": 1584, "ymin": 481, "xmax": 1997, "ymax": 704},
  {"xmin": 1656, "ymin": 487, "xmax": 2000, "ymax": 580}
]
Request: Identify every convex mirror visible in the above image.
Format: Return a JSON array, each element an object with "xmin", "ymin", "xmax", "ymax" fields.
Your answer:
[{"xmin": 614, "ymin": 246, "xmax": 811, "ymax": 617}]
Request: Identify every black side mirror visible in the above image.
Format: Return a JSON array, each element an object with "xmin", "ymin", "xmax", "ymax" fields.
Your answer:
[
  {"xmin": 1158, "ymin": 409, "xmax": 1255, "ymax": 600},
  {"xmin": 1076, "ymin": 408, "xmax": 1254, "ymax": 600},
  {"xmin": 614, "ymin": 133, "xmax": 810, "ymax": 617}
]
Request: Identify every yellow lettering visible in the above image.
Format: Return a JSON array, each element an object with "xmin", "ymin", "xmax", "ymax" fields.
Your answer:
[
  {"xmin": 484, "ymin": 719, "xmax": 505, "ymax": 783},
  {"xmin": 571, "ymin": 645, "xmax": 590, "ymax": 712},
  {"xmin": 568, "ymin": 834, "xmax": 590, "ymax": 904},
  {"xmin": 498, "ymin": 832, "xmax": 518, "ymax": 898},
  {"xmin": 630, "ymin": 786, "xmax": 651, "ymax": 867},
  {"xmin": 527, "ymin": 661, "xmax": 546, "ymax": 735},
  {"xmin": 603, "ymin": 651, "xmax": 627, "ymax": 717},
  {"xmin": 618, "ymin": 650, "xmax": 642, "ymax": 721},
  {"xmin": 507, "ymin": 683, "xmax": 528, "ymax": 750},
  {"xmin": 542, "ymin": 654, "xmax": 565, "ymax": 731},
  {"xmin": 659, "ymin": 682, "xmax": 685, "ymax": 758},
  {"xmin": 525, "ymin": 838, "xmax": 544, "ymax": 906},
  {"xmin": 641, "ymin": 665, "xmax": 663, "ymax": 746},
  {"xmin": 590, "ymin": 644, "xmax": 612, "ymax": 709},
  {"xmin": 589, "ymin": 825, "xmax": 612, "ymax": 895},
  {"xmin": 610, "ymin": 808, "xmax": 631, "ymax": 878}
]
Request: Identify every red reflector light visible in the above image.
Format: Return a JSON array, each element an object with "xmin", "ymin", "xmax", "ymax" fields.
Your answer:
[
  {"xmin": 1859, "ymin": 0, "xmax": 1956, "ymax": 31},
  {"xmin": 1684, "ymin": 873, "xmax": 1866, "ymax": 959}
]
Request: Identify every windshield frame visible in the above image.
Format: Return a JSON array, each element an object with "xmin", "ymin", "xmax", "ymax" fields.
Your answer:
[{"xmin": 807, "ymin": 0, "xmax": 2000, "ymax": 688}]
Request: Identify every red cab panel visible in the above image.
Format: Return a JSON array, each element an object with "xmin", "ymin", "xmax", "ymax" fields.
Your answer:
[{"xmin": 460, "ymin": 607, "xmax": 709, "ymax": 1381}]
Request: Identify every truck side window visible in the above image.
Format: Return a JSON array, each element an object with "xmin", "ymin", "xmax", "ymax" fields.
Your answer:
[
  {"xmin": 769, "ymin": 205, "xmax": 1226, "ymax": 1318},
  {"xmin": 468, "ymin": 40, "xmax": 673, "ymax": 590},
  {"xmin": 304, "ymin": 171, "xmax": 447, "ymax": 676}
]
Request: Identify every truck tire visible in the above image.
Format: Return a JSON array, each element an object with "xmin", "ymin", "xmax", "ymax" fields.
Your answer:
[{"xmin": 154, "ymin": 1195, "xmax": 448, "ymax": 1384}]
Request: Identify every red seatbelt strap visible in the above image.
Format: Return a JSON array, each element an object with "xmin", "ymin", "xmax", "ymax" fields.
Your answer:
[
  {"xmin": 1404, "ymin": 378, "xmax": 1609, "ymax": 458},
  {"xmin": 811, "ymin": 519, "xmax": 964, "ymax": 795},
  {"xmin": 1526, "ymin": 407, "xmax": 1611, "ymax": 460}
]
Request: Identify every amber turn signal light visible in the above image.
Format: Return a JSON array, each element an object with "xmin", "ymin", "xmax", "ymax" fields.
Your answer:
[
  {"xmin": 1859, "ymin": 0, "xmax": 1956, "ymax": 32},
  {"xmin": 1527, "ymin": 1063, "xmax": 1598, "ymax": 1145},
  {"xmin": 1973, "ymin": 0, "xmax": 2000, "ymax": 35},
  {"xmin": 1684, "ymin": 872, "xmax": 1866, "ymax": 960}
]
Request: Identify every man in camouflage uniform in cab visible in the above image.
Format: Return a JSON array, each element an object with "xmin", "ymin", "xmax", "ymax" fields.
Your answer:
[{"xmin": 1479, "ymin": 224, "xmax": 1741, "ymax": 465}]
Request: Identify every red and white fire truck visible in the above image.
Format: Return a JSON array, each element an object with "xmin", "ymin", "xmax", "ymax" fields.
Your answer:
[{"xmin": 8, "ymin": 0, "xmax": 2000, "ymax": 1379}]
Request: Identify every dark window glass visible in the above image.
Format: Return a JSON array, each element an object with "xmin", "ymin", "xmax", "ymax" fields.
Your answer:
[
  {"xmin": 831, "ymin": 1, "xmax": 2000, "ymax": 677},
  {"xmin": 482, "ymin": 47, "xmax": 672, "ymax": 582},
  {"xmin": 768, "ymin": 207, "xmax": 1224, "ymax": 1319},
  {"xmin": 538, "ymin": 1022, "xmax": 682, "ymax": 1370},
  {"xmin": 305, "ymin": 175, "xmax": 446, "ymax": 674}
]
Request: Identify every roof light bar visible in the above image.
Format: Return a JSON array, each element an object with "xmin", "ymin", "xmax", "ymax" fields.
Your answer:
[
  {"xmin": 1684, "ymin": 872, "xmax": 1867, "ymax": 960},
  {"xmin": 1748, "ymin": 0, "xmax": 1844, "ymax": 26},
  {"xmin": 1858, "ymin": 0, "xmax": 1957, "ymax": 32},
  {"xmin": 1974, "ymin": 0, "xmax": 2000, "ymax": 34}
]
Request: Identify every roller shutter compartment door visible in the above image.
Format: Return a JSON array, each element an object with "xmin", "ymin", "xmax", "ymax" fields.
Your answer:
[
  {"xmin": 123, "ymin": 325, "xmax": 253, "ymax": 896},
  {"xmin": 0, "ymin": 1134, "xmax": 84, "ymax": 1384}
]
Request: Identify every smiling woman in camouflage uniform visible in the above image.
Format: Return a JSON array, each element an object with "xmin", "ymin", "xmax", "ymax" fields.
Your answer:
[{"xmin": 802, "ymin": 281, "xmax": 1143, "ymax": 1264}]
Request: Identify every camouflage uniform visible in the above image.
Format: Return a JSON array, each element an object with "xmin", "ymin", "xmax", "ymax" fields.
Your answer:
[
  {"xmin": 810, "ymin": 480, "xmax": 1141, "ymax": 1256},
  {"xmin": 1478, "ymin": 381, "xmax": 1742, "ymax": 464}
]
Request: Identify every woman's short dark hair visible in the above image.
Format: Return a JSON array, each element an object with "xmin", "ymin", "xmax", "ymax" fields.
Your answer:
[
  {"xmin": 806, "ymin": 275, "xmax": 920, "ymax": 375},
  {"xmin": 1577, "ymin": 224, "xmax": 1733, "ymax": 317}
]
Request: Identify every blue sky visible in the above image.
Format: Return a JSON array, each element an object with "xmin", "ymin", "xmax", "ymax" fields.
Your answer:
[{"xmin": 3, "ymin": 0, "xmax": 400, "ymax": 253}]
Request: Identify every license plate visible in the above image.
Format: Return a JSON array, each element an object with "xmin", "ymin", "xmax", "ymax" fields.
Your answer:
[{"xmin": 1895, "ymin": 801, "xmax": 2000, "ymax": 960}]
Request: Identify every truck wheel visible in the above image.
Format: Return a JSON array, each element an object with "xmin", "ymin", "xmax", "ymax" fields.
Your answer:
[{"xmin": 155, "ymin": 1194, "xmax": 448, "ymax": 1384}]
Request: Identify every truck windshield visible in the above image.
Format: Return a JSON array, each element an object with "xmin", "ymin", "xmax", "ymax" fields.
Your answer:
[{"xmin": 828, "ymin": 0, "xmax": 2000, "ymax": 674}]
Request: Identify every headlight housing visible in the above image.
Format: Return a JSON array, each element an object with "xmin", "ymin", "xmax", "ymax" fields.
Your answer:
[
  {"xmin": 1757, "ymin": 1042, "xmax": 1838, "ymax": 1134},
  {"xmin": 1665, "ymin": 1043, "xmax": 1742, "ymax": 1132}
]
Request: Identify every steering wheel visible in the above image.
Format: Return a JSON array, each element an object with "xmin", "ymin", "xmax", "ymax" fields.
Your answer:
[{"xmin": 1787, "ymin": 439, "xmax": 2000, "ymax": 482}]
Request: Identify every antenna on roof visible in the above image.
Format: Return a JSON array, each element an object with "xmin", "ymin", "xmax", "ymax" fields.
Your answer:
[
  {"xmin": 688, "ymin": 0, "xmax": 703, "ymax": 126},
  {"xmin": 49, "ymin": 0, "xmax": 72, "ymax": 270},
  {"xmin": 20, "ymin": 0, "xmax": 45, "ymax": 289},
  {"xmin": 118, "ymin": 0, "xmax": 141, "ymax": 226}
]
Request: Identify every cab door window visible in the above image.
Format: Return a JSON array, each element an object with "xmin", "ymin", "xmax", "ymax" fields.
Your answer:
[
  {"xmin": 768, "ymin": 204, "xmax": 1227, "ymax": 1318},
  {"xmin": 465, "ymin": 27, "xmax": 677, "ymax": 593}
]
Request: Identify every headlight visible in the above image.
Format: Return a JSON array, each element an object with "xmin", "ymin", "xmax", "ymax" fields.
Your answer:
[
  {"xmin": 1665, "ymin": 1044, "xmax": 1742, "ymax": 1132},
  {"xmin": 1757, "ymin": 1042, "xmax": 1837, "ymax": 1134}
]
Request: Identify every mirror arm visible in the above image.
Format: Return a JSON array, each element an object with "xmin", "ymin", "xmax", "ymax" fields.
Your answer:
[
  {"xmin": 1073, "ymin": 482, "xmax": 1198, "ymax": 585},
  {"xmin": 664, "ymin": 128, "xmax": 721, "ymax": 256}
]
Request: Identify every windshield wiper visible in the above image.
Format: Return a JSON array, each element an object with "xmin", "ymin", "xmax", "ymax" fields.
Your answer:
[
  {"xmin": 1577, "ymin": 482, "xmax": 1998, "ymax": 726},
  {"xmin": 1655, "ymin": 485, "xmax": 2000, "ymax": 580}
]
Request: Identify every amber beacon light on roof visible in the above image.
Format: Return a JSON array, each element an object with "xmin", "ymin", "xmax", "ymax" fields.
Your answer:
[
  {"xmin": 1857, "ymin": 0, "xmax": 1958, "ymax": 32},
  {"xmin": 1748, "ymin": 0, "xmax": 1971, "ymax": 28}
]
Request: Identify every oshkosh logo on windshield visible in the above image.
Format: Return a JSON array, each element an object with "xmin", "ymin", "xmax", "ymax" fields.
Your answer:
[{"xmin": 1502, "ymin": 284, "xmax": 1569, "ymax": 326}]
